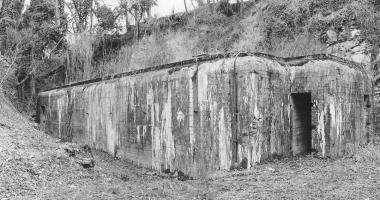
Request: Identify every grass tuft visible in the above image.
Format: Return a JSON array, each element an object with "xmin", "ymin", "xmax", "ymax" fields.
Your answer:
[{"xmin": 353, "ymin": 144, "xmax": 380, "ymax": 163}]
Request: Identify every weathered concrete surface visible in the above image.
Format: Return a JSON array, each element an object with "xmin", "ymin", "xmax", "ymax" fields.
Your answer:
[
  {"xmin": 290, "ymin": 61, "xmax": 373, "ymax": 157},
  {"xmin": 235, "ymin": 58, "xmax": 290, "ymax": 168},
  {"xmin": 373, "ymin": 83, "xmax": 380, "ymax": 137},
  {"xmin": 38, "ymin": 55, "xmax": 373, "ymax": 177}
]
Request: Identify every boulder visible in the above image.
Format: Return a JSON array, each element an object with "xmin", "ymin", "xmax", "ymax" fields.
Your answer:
[{"xmin": 326, "ymin": 30, "xmax": 338, "ymax": 43}]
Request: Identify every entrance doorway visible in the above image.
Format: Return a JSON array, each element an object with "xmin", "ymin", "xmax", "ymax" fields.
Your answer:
[
  {"xmin": 291, "ymin": 93, "xmax": 312, "ymax": 155},
  {"xmin": 364, "ymin": 95, "xmax": 371, "ymax": 143}
]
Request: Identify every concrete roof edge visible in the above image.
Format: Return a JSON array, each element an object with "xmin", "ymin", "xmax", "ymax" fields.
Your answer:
[{"xmin": 40, "ymin": 52, "xmax": 368, "ymax": 93}]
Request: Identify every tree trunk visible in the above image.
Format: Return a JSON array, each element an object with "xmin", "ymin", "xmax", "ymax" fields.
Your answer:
[
  {"xmin": 134, "ymin": 9, "xmax": 140, "ymax": 40},
  {"xmin": 30, "ymin": 74, "xmax": 36, "ymax": 101},
  {"xmin": 240, "ymin": 0, "xmax": 244, "ymax": 15},
  {"xmin": 125, "ymin": 12, "xmax": 129, "ymax": 30},
  {"xmin": 0, "ymin": 0, "xmax": 7, "ymax": 54},
  {"xmin": 146, "ymin": 7, "xmax": 151, "ymax": 20},
  {"xmin": 135, "ymin": 22, "xmax": 139, "ymax": 40},
  {"xmin": 190, "ymin": 0, "xmax": 196, "ymax": 9},
  {"xmin": 196, "ymin": 0, "xmax": 204, "ymax": 6},
  {"xmin": 89, "ymin": 0, "xmax": 94, "ymax": 33},
  {"xmin": 0, "ymin": 0, "xmax": 25, "ymax": 53},
  {"xmin": 184, "ymin": 0, "xmax": 188, "ymax": 14},
  {"xmin": 55, "ymin": 0, "xmax": 64, "ymax": 27}
]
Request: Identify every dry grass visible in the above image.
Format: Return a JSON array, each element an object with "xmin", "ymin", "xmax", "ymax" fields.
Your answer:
[
  {"xmin": 128, "ymin": 34, "xmax": 173, "ymax": 71},
  {"xmin": 91, "ymin": 31, "xmax": 199, "ymax": 76},
  {"xmin": 0, "ymin": 62, "xmax": 36, "ymax": 118},
  {"xmin": 96, "ymin": 45, "xmax": 133, "ymax": 76},
  {"xmin": 353, "ymin": 144, "xmax": 380, "ymax": 163},
  {"xmin": 67, "ymin": 33, "xmax": 96, "ymax": 82},
  {"xmin": 166, "ymin": 31, "xmax": 200, "ymax": 61},
  {"xmin": 2, "ymin": 130, "xmax": 379, "ymax": 199},
  {"xmin": 65, "ymin": 0, "xmax": 379, "ymax": 82},
  {"xmin": 265, "ymin": 34, "xmax": 327, "ymax": 57}
]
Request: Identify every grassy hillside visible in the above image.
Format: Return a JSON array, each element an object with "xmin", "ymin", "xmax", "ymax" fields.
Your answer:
[{"xmin": 66, "ymin": 0, "xmax": 379, "ymax": 82}]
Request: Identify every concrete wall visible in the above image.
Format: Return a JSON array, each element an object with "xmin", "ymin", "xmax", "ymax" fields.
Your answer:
[
  {"xmin": 290, "ymin": 61, "xmax": 373, "ymax": 157},
  {"xmin": 38, "ymin": 56, "xmax": 373, "ymax": 177},
  {"xmin": 373, "ymin": 84, "xmax": 380, "ymax": 136}
]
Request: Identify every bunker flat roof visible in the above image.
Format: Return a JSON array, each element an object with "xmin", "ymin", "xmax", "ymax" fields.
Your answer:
[{"xmin": 41, "ymin": 52, "xmax": 368, "ymax": 92}]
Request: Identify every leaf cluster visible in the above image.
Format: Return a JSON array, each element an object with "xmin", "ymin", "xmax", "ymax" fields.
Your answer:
[
  {"xmin": 0, "ymin": 0, "xmax": 67, "ymax": 82},
  {"xmin": 94, "ymin": 5, "xmax": 121, "ymax": 32}
]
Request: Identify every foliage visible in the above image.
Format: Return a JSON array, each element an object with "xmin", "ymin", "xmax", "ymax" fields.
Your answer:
[
  {"xmin": 66, "ymin": 0, "xmax": 93, "ymax": 32},
  {"xmin": 94, "ymin": 5, "xmax": 120, "ymax": 32},
  {"xmin": 0, "ymin": 0, "xmax": 67, "ymax": 115},
  {"xmin": 65, "ymin": 0, "xmax": 380, "ymax": 83},
  {"xmin": 215, "ymin": 0, "xmax": 234, "ymax": 17},
  {"xmin": 0, "ymin": 0, "xmax": 25, "ymax": 55},
  {"xmin": 120, "ymin": 0, "xmax": 157, "ymax": 38},
  {"xmin": 66, "ymin": 33, "xmax": 96, "ymax": 82},
  {"xmin": 129, "ymin": 0, "xmax": 157, "ymax": 13},
  {"xmin": 251, "ymin": 0, "xmax": 380, "ymax": 56},
  {"xmin": 195, "ymin": 0, "xmax": 205, "ymax": 6},
  {"xmin": 263, "ymin": 34, "xmax": 326, "ymax": 57},
  {"xmin": 352, "ymin": 0, "xmax": 380, "ymax": 49},
  {"xmin": 129, "ymin": 33, "xmax": 172, "ymax": 70},
  {"xmin": 0, "ymin": 0, "xmax": 25, "ymax": 25},
  {"xmin": 118, "ymin": 0, "xmax": 157, "ymax": 23},
  {"xmin": 186, "ymin": 5, "xmax": 242, "ymax": 53},
  {"xmin": 19, "ymin": 0, "xmax": 67, "ymax": 75}
]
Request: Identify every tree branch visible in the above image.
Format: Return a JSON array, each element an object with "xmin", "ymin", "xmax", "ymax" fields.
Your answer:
[{"xmin": 0, "ymin": 42, "xmax": 21, "ymax": 88}]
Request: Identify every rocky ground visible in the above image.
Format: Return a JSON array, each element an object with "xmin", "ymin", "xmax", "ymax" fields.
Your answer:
[{"xmin": 0, "ymin": 98, "xmax": 379, "ymax": 199}]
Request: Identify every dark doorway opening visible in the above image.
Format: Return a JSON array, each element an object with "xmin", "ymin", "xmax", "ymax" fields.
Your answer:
[
  {"xmin": 291, "ymin": 93, "xmax": 312, "ymax": 155},
  {"xmin": 364, "ymin": 95, "xmax": 371, "ymax": 142}
]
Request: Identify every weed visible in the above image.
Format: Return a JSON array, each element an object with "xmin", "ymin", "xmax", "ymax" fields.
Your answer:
[
  {"xmin": 64, "ymin": 0, "xmax": 379, "ymax": 82},
  {"xmin": 353, "ymin": 144, "xmax": 380, "ymax": 163}
]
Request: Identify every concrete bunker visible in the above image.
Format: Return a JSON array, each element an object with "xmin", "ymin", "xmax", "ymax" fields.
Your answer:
[{"xmin": 38, "ymin": 54, "xmax": 373, "ymax": 178}]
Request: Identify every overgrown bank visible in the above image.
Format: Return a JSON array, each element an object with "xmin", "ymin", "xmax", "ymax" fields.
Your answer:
[{"xmin": 67, "ymin": 0, "xmax": 380, "ymax": 83}]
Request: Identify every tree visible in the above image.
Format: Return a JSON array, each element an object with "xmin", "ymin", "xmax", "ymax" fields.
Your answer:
[
  {"xmin": 184, "ymin": 0, "xmax": 188, "ymax": 14},
  {"xmin": 66, "ymin": 0, "xmax": 93, "ymax": 32},
  {"xmin": 0, "ymin": 0, "xmax": 25, "ymax": 53},
  {"xmin": 195, "ymin": 0, "xmax": 205, "ymax": 6},
  {"xmin": 119, "ymin": 0, "xmax": 157, "ymax": 39},
  {"xmin": 118, "ymin": 0, "xmax": 130, "ymax": 29},
  {"xmin": 15, "ymin": 0, "xmax": 67, "ymax": 99},
  {"xmin": 95, "ymin": 4, "xmax": 120, "ymax": 32},
  {"xmin": 54, "ymin": 0, "xmax": 65, "ymax": 27},
  {"xmin": 0, "ymin": 0, "xmax": 25, "ymax": 20},
  {"xmin": 22, "ymin": 0, "xmax": 66, "ymax": 59},
  {"xmin": 0, "ymin": 0, "xmax": 26, "ymax": 92}
]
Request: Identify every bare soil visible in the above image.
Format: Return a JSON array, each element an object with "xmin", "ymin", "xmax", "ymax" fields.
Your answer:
[{"xmin": 0, "ymin": 102, "xmax": 379, "ymax": 199}]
